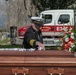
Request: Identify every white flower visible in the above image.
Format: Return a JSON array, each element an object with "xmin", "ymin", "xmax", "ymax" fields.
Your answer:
[
  {"xmin": 70, "ymin": 33, "xmax": 74, "ymax": 39},
  {"xmin": 69, "ymin": 27, "xmax": 72, "ymax": 32},
  {"xmin": 60, "ymin": 43, "xmax": 63, "ymax": 46},
  {"xmin": 69, "ymin": 47, "xmax": 72, "ymax": 52},
  {"xmin": 29, "ymin": 48, "xmax": 35, "ymax": 51},
  {"xmin": 38, "ymin": 47, "xmax": 43, "ymax": 51},
  {"xmin": 70, "ymin": 43, "xmax": 75, "ymax": 48},
  {"xmin": 65, "ymin": 37, "xmax": 69, "ymax": 42}
]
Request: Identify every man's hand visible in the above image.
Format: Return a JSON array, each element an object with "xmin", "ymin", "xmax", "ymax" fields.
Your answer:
[{"xmin": 36, "ymin": 41, "xmax": 45, "ymax": 50}]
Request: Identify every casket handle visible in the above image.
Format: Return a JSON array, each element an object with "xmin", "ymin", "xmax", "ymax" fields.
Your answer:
[
  {"xmin": 50, "ymin": 73, "xmax": 62, "ymax": 75},
  {"xmin": 47, "ymin": 68, "xmax": 64, "ymax": 75},
  {"xmin": 12, "ymin": 67, "xmax": 29, "ymax": 75}
]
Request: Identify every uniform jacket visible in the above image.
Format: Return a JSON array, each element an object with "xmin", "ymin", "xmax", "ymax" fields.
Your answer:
[{"xmin": 23, "ymin": 26, "xmax": 43, "ymax": 49}]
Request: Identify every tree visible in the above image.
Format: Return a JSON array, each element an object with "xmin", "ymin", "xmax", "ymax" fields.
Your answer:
[
  {"xmin": 5, "ymin": 0, "xmax": 38, "ymax": 30},
  {"xmin": 31, "ymin": 0, "xmax": 76, "ymax": 12}
]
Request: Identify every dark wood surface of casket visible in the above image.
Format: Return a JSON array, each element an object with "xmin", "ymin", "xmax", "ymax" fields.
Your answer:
[
  {"xmin": 0, "ymin": 50, "xmax": 76, "ymax": 75},
  {"xmin": 0, "ymin": 50, "xmax": 75, "ymax": 57}
]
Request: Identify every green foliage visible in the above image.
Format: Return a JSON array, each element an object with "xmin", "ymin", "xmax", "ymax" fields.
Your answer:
[{"xmin": 32, "ymin": 0, "xmax": 75, "ymax": 12}]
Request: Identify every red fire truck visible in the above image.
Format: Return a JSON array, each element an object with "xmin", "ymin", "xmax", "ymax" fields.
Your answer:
[{"xmin": 18, "ymin": 9, "xmax": 76, "ymax": 46}]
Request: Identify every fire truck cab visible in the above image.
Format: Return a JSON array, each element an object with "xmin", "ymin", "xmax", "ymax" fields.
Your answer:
[{"xmin": 18, "ymin": 9, "xmax": 75, "ymax": 46}]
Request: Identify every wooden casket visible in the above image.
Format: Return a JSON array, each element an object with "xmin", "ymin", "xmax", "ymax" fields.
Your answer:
[{"xmin": 0, "ymin": 50, "xmax": 76, "ymax": 75}]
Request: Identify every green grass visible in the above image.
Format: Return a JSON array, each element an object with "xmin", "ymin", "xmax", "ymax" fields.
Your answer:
[
  {"xmin": 0, "ymin": 38, "xmax": 10, "ymax": 44},
  {"xmin": 0, "ymin": 34, "xmax": 2, "ymax": 38},
  {"xmin": 0, "ymin": 45, "xmax": 22, "ymax": 48},
  {"xmin": 45, "ymin": 46, "xmax": 58, "ymax": 50},
  {"xmin": 0, "ymin": 44, "xmax": 58, "ymax": 49}
]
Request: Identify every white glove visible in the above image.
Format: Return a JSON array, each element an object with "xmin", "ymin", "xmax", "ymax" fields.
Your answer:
[{"xmin": 36, "ymin": 41, "xmax": 45, "ymax": 50}]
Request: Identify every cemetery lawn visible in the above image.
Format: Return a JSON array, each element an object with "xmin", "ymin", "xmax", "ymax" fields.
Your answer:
[
  {"xmin": 0, "ymin": 38, "xmax": 10, "ymax": 45},
  {"xmin": 0, "ymin": 44, "xmax": 58, "ymax": 49},
  {"xmin": 0, "ymin": 45, "xmax": 22, "ymax": 48}
]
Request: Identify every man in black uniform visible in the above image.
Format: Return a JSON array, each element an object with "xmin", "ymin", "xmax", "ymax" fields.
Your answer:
[{"xmin": 23, "ymin": 17, "xmax": 45, "ymax": 50}]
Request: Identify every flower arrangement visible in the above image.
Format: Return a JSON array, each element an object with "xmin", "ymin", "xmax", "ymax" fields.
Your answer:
[{"xmin": 58, "ymin": 25, "xmax": 76, "ymax": 53}]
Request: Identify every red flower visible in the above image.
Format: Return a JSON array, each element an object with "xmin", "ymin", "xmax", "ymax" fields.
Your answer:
[{"xmin": 69, "ymin": 38, "xmax": 74, "ymax": 42}]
